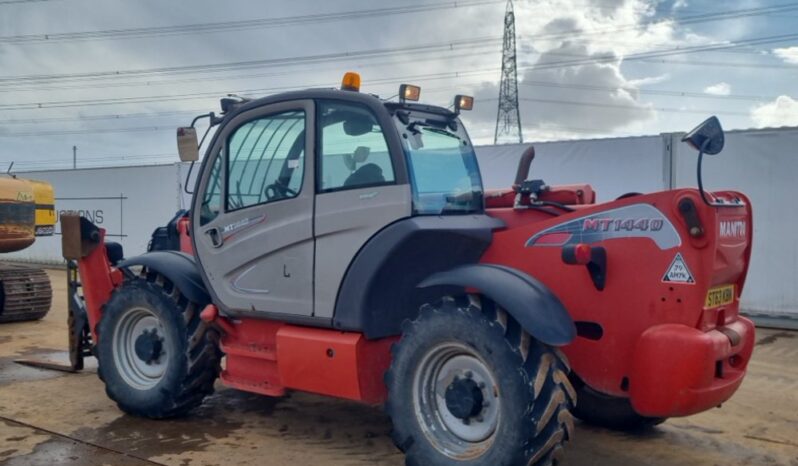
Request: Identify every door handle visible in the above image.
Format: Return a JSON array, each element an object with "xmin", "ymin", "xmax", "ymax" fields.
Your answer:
[{"xmin": 206, "ymin": 227, "xmax": 223, "ymax": 248}]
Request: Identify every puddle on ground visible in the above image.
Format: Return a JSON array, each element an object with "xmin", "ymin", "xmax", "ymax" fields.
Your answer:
[
  {"xmin": 0, "ymin": 436, "xmax": 150, "ymax": 466},
  {"xmin": 71, "ymin": 392, "xmax": 253, "ymax": 458}
]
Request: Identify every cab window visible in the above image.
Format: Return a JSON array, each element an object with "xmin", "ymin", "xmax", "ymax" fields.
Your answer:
[
  {"xmin": 318, "ymin": 101, "xmax": 395, "ymax": 192},
  {"xmin": 226, "ymin": 110, "xmax": 305, "ymax": 211}
]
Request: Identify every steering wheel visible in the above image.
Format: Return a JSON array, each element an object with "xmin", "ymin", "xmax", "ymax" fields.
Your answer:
[{"xmin": 264, "ymin": 182, "xmax": 298, "ymax": 201}]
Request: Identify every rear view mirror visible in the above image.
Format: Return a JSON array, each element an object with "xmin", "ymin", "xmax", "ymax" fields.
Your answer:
[
  {"xmin": 177, "ymin": 127, "xmax": 199, "ymax": 162},
  {"xmin": 682, "ymin": 116, "xmax": 724, "ymax": 155}
]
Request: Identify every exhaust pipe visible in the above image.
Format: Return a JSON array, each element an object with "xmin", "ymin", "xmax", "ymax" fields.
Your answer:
[{"xmin": 513, "ymin": 146, "xmax": 535, "ymax": 190}]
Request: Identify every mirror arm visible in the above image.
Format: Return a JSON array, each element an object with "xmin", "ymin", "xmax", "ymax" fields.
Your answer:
[
  {"xmin": 696, "ymin": 149, "xmax": 712, "ymax": 206},
  {"xmin": 184, "ymin": 161, "xmax": 196, "ymax": 195},
  {"xmin": 696, "ymin": 140, "xmax": 738, "ymax": 208}
]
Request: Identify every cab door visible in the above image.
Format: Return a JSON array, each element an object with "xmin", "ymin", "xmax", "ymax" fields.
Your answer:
[
  {"xmin": 192, "ymin": 100, "xmax": 316, "ymax": 317},
  {"xmin": 312, "ymin": 100, "xmax": 411, "ymax": 318}
]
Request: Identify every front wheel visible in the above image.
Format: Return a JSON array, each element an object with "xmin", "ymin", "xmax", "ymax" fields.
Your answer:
[
  {"xmin": 386, "ymin": 295, "xmax": 575, "ymax": 466},
  {"xmin": 96, "ymin": 271, "xmax": 221, "ymax": 419}
]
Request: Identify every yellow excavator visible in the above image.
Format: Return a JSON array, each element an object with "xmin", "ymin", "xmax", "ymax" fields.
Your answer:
[{"xmin": 0, "ymin": 174, "xmax": 55, "ymax": 322}]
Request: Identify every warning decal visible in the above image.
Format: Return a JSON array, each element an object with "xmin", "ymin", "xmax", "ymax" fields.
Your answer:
[{"xmin": 662, "ymin": 253, "xmax": 695, "ymax": 284}]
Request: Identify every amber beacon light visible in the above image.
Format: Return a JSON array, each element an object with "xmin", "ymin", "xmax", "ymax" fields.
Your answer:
[{"xmin": 341, "ymin": 72, "xmax": 361, "ymax": 92}]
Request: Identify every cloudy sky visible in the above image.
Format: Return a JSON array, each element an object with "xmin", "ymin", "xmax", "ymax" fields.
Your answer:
[{"xmin": 0, "ymin": 0, "xmax": 796, "ymax": 170}]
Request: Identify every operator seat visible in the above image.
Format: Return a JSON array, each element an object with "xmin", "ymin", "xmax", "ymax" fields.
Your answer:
[
  {"xmin": 344, "ymin": 164, "xmax": 384, "ymax": 187},
  {"xmin": 343, "ymin": 146, "xmax": 385, "ymax": 187}
]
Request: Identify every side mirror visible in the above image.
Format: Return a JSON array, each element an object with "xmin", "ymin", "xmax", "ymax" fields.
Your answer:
[
  {"xmin": 682, "ymin": 116, "xmax": 724, "ymax": 155},
  {"xmin": 177, "ymin": 127, "xmax": 199, "ymax": 162}
]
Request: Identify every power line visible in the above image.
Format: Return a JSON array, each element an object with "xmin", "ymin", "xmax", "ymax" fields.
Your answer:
[
  {"xmin": 0, "ymin": 0, "xmax": 58, "ymax": 4},
  {"xmin": 0, "ymin": 76, "xmax": 781, "ymax": 129},
  {"xmin": 0, "ymin": 0, "xmax": 504, "ymax": 44},
  {"xmin": 3, "ymin": 31, "xmax": 794, "ymax": 112},
  {"xmin": 520, "ymin": 33, "xmax": 798, "ymax": 72},
  {"xmin": 7, "ymin": 153, "xmax": 175, "ymax": 167},
  {"xmin": 1, "ymin": 0, "xmax": 792, "ymax": 46},
  {"xmin": 1, "ymin": 27, "xmax": 793, "ymax": 91},
  {"xmin": 519, "ymin": 80, "xmax": 783, "ymax": 102},
  {"xmin": 0, "ymin": 69, "xmax": 502, "ymax": 110},
  {"xmin": 0, "ymin": 36, "xmax": 502, "ymax": 85},
  {"xmin": 521, "ymin": 2, "xmax": 798, "ymax": 43},
  {"xmin": 0, "ymin": 48, "xmax": 497, "ymax": 93},
  {"xmin": 514, "ymin": 97, "xmax": 752, "ymax": 117},
  {"xmin": 0, "ymin": 125, "xmax": 176, "ymax": 137}
]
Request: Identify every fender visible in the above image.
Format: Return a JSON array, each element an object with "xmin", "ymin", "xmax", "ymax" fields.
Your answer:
[
  {"xmin": 117, "ymin": 251, "xmax": 210, "ymax": 305},
  {"xmin": 418, "ymin": 263, "xmax": 575, "ymax": 346}
]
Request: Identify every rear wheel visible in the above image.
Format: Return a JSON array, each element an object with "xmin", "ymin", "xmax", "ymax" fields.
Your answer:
[
  {"xmin": 386, "ymin": 295, "xmax": 575, "ymax": 466},
  {"xmin": 570, "ymin": 375, "xmax": 665, "ymax": 430},
  {"xmin": 96, "ymin": 271, "xmax": 221, "ymax": 418}
]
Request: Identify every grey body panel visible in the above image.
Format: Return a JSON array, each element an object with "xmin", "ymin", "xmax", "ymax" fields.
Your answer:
[
  {"xmin": 314, "ymin": 184, "xmax": 411, "ymax": 318},
  {"xmin": 419, "ymin": 264, "xmax": 576, "ymax": 346},
  {"xmin": 192, "ymin": 100, "xmax": 316, "ymax": 317},
  {"xmin": 333, "ymin": 215, "xmax": 504, "ymax": 339}
]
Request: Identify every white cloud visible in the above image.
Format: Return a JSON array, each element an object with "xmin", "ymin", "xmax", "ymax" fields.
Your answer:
[
  {"xmin": 628, "ymin": 74, "xmax": 671, "ymax": 87},
  {"xmin": 704, "ymin": 82, "xmax": 731, "ymax": 96},
  {"xmin": 773, "ymin": 47, "xmax": 798, "ymax": 65},
  {"xmin": 751, "ymin": 96, "xmax": 798, "ymax": 128}
]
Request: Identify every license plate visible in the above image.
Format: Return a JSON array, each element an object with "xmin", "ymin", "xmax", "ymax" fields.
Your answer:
[{"xmin": 705, "ymin": 285, "xmax": 735, "ymax": 308}]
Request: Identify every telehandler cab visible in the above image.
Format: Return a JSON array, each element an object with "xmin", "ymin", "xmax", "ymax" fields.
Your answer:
[{"xmin": 62, "ymin": 72, "xmax": 754, "ymax": 466}]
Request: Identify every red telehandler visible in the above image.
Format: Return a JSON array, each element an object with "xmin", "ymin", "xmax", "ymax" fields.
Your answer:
[{"xmin": 62, "ymin": 74, "xmax": 754, "ymax": 465}]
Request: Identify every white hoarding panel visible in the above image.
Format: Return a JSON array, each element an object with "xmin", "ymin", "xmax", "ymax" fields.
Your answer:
[
  {"xmin": 475, "ymin": 136, "xmax": 667, "ymax": 201},
  {"xmin": 5, "ymin": 164, "xmax": 183, "ymax": 264},
  {"xmin": 672, "ymin": 127, "xmax": 798, "ymax": 317}
]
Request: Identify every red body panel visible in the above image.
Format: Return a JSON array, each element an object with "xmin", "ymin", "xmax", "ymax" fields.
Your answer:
[
  {"xmin": 201, "ymin": 307, "xmax": 395, "ymax": 404},
  {"xmin": 276, "ymin": 326, "xmax": 395, "ymax": 404},
  {"xmin": 177, "ymin": 217, "xmax": 193, "ymax": 254},
  {"xmin": 630, "ymin": 317, "xmax": 754, "ymax": 416},
  {"xmin": 75, "ymin": 230, "xmax": 123, "ymax": 341},
  {"xmin": 482, "ymin": 188, "xmax": 755, "ymax": 417}
]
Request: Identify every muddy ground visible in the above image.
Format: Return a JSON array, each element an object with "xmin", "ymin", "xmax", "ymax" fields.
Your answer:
[{"xmin": 0, "ymin": 268, "xmax": 796, "ymax": 465}]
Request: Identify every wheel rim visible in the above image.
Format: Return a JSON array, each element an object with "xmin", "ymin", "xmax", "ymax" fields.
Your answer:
[
  {"xmin": 112, "ymin": 306, "xmax": 169, "ymax": 390},
  {"xmin": 413, "ymin": 342, "xmax": 500, "ymax": 460}
]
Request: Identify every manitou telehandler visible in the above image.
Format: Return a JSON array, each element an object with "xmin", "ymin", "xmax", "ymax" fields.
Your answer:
[{"xmin": 62, "ymin": 73, "xmax": 754, "ymax": 465}]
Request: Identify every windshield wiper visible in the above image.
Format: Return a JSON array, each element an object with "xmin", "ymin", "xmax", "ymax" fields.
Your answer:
[
  {"xmin": 423, "ymin": 126, "xmax": 461, "ymax": 140},
  {"xmin": 406, "ymin": 120, "xmax": 460, "ymax": 140}
]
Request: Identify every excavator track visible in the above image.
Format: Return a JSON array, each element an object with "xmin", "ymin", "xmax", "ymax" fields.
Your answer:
[{"xmin": 0, "ymin": 264, "xmax": 52, "ymax": 323}]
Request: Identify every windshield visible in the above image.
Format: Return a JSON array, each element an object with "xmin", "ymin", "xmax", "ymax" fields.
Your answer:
[{"xmin": 393, "ymin": 112, "xmax": 483, "ymax": 215}]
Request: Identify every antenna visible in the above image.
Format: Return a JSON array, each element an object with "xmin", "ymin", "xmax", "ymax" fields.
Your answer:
[{"xmin": 494, "ymin": 0, "xmax": 523, "ymax": 145}]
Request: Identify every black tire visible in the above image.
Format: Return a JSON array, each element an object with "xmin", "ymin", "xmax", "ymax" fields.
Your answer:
[
  {"xmin": 96, "ymin": 270, "xmax": 221, "ymax": 419},
  {"xmin": 570, "ymin": 375, "xmax": 665, "ymax": 431},
  {"xmin": 386, "ymin": 295, "xmax": 576, "ymax": 466}
]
